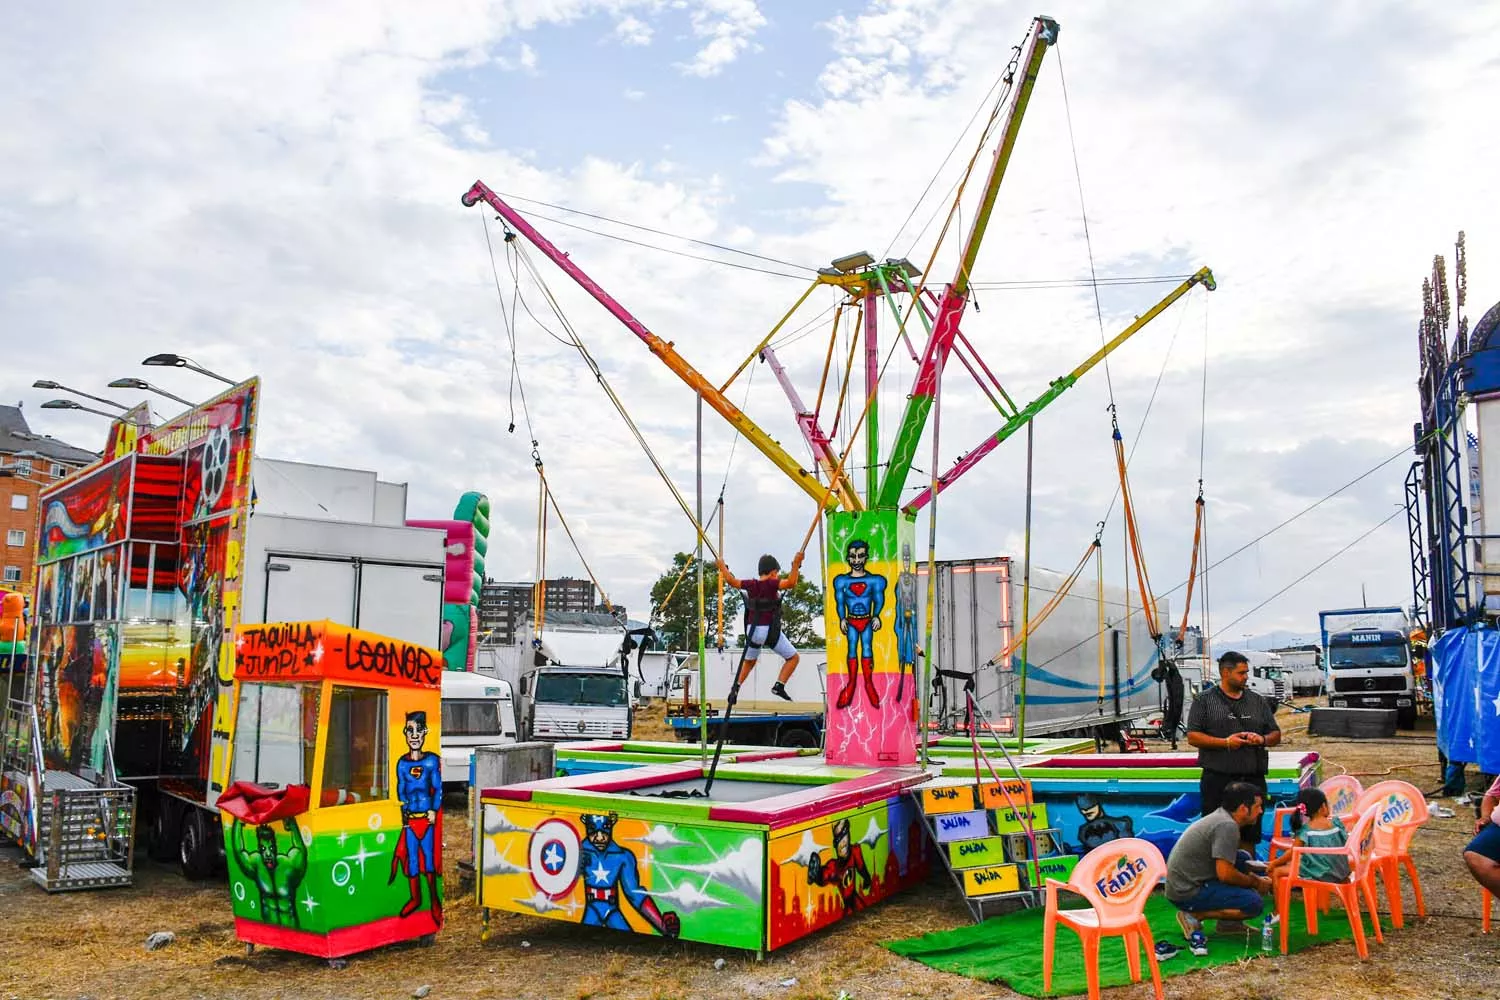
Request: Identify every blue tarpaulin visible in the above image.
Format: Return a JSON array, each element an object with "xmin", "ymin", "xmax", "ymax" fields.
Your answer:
[{"xmin": 1431, "ymin": 624, "xmax": 1500, "ymax": 772}]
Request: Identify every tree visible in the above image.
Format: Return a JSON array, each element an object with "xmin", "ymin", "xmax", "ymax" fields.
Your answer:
[
  {"xmin": 777, "ymin": 578, "xmax": 825, "ymax": 647},
  {"xmin": 648, "ymin": 552, "xmax": 741, "ymax": 652}
]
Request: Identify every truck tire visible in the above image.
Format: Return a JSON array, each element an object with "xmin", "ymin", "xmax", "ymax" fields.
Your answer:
[
  {"xmin": 1397, "ymin": 705, "xmax": 1417, "ymax": 730},
  {"xmin": 778, "ymin": 727, "xmax": 819, "ymax": 749},
  {"xmin": 180, "ymin": 808, "xmax": 219, "ymax": 881},
  {"xmin": 146, "ymin": 795, "xmax": 180, "ymax": 864}
]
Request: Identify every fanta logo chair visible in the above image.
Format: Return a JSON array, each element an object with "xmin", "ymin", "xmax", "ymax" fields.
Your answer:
[
  {"xmin": 1354, "ymin": 779, "xmax": 1429, "ymax": 927},
  {"xmin": 1319, "ymin": 774, "xmax": 1364, "ymax": 827},
  {"xmin": 1275, "ymin": 804, "xmax": 1384, "ymax": 959},
  {"xmin": 1269, "ymin": 805, "xmax": 1298, "ymax": 867},
  {"xmin": 1042, "ymin": 837, "xmax": 1166, "ymax": 1000}
]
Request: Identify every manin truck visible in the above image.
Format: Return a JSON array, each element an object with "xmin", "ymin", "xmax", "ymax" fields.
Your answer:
[
  {"xmin": 1319, "ymin": 606, "xmax": 1419, "ymax": 729},
  {"xmin": 476, "ymin": 614, "xmax": 636, "ymax": 742},
  {"xmin": 0, "ymin": 381, "xmax": 477, "ymax": 888}
]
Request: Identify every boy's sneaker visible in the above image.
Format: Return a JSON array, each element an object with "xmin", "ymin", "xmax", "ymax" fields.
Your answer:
[
  {"xmin": 1154, "ymin": 941, "xmax": 1180, "ymax": 961},
  {"xmin": 771, "ymin": 682, "xmax": 792, "ymax": 701},
  {"xmin": 1175, "ymin": 909, "xmax": 1203, "ymax": 941},
  {"xmin": 1186, "ymin": 931, "xmax": 1209, "ymax": 957}
]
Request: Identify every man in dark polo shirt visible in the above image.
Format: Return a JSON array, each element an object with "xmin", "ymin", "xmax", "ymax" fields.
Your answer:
[{"xmin": 1186, "ymin": 651, "xmax": 1281, "ymax": 851}]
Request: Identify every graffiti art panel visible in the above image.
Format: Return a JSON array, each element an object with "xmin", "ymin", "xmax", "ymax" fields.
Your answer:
[
  {"xmin": 767, "ymin": 793, "xmax": 927, "ymax": 950},
  {"xmin": 36, "ymin": 622, "xmax": 120, "ymax": 773},
  {"xmin": 36, "ymin": 456, "xmax": 131, "ymax": 565},
  {"xmin": 479, "ymin": 802, "xmax": 763, "ymax": 951}
]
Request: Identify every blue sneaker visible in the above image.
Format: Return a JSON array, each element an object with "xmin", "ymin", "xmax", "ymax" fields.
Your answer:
[
  {"xmin": 1154, "ymin": 941, "xmax": 1180, "ymax": 960},
  {"xmin": 1187, "ymin": 931, "xmax": 1209, "ymax": 957}
]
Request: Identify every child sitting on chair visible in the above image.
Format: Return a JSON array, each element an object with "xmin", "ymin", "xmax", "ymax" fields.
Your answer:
[
  {"xmin": 1273, "ymin": 787, "xmax": 1351, "ymax": 886},
  {"xmin": 716, "ymin": 552, "xmax": 803, "ymax": 701}
]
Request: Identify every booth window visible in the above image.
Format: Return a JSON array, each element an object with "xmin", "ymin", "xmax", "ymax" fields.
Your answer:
[
  {"xmin": 231, "ymin": 683, "xmax": 319, "ymax": 789},
  {"xmin": 322, "ymin": 686, "xmax": 388, "ymax": 806}
]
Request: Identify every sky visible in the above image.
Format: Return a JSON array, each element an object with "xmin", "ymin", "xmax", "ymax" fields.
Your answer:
[{"xmin": 3, "ymin": 0, "xmax": 1499, "ymax": 649}]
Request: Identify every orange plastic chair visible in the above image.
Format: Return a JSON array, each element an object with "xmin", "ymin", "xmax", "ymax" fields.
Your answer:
[
  {"xmin": 1042, "ymin": 838, "xmax": 1165, "ymax": 1000},
  {"xmin": 1483, "ymin": 887, "xmax": 1492, "ymax": 934},
  {"xmin": 1354, "ymin": 779, "xmax": 1429, "ymax": 927},
  {"xmin": 1320, "ymin": 774, "xmax": 1364, "ymax": 826},
  {"xmin": 1269, "ymin": 805, "xmax": 1298, "ymax": 865},
  {"xmin": 1275, "ymin": 804, "xmax": 1384, "ymax": 959}
]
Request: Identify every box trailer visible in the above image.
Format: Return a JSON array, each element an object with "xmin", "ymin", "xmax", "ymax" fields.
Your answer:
[{"xmin": 920, "ymin": 556, "xmax": 1166, "ymax": 746}]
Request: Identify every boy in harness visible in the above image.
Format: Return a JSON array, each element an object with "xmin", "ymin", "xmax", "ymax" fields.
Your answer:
[{"xmin": 716, "ymin": 552, "xmax": 804, "ymax": 702}]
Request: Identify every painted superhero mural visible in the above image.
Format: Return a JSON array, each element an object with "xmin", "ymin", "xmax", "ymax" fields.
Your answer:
[
  {"xmin": 479, "ymin": 804, "xmax": 762, "ymax": 951},
  {"xmin": 767, "ymin": 794, "xmax": 927, "ymax": 950},
  {"xmin": 823, "ymin": 508, "xmax": 918, "ymax": 766},
  {"xmin": 229, "ymin": 817, "xmax": 310, "ymax": 927},
  {"xmin": 576, "ymin": 812, "xmax": 680, "ymax": 936},
  {"xmin": 393, "ymin": 710, "xmax": 443, "ymax": 921}
]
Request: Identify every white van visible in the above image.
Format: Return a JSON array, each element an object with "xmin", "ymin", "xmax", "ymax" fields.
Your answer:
[{"xmin": 439, "ymin": 671, "xmax": 518, "ymax": 787}]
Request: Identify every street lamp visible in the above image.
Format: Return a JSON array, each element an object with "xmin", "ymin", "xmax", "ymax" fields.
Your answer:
[
  {"xmin": 41, "ymin": 399, "xmax": 122, "ymax": 420},
  {"xmin": 142, "ymin": 353, "xmax": 237, "ymax": 385},
  {"xmin": 31, "ymin": 380, "xmax": 131, "ymax": 412},
  {"xmin": 107, "ymin": 377, "xmax": 198, "ymax": 408}
]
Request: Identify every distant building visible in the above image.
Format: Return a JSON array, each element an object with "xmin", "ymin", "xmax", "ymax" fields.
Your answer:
[
  {"xmin": 0, "ymin": 405, "xmax": 97, "ymax": 598},
  {"xmin": 478, "ymin": 575, "xmax": 624, "ymax": 645}
]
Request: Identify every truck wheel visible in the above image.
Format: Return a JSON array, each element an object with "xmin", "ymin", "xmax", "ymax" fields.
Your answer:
[
  {"xmin": 778, "ymin": 728, "xmax": 819, "ymax": 749},
  {"xmin": 147, "ymin": 796, "xmax": 180, "ymax": 864},
  {"xmin": 179, "ymin": 809, "xmax": 219, "ymax": 881},
  {"xmin": 1397, "ymin": 706, "xmax": 1417, "ymax": 730}
]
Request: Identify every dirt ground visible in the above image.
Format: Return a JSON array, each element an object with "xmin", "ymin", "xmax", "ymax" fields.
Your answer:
[{"xmin": 4, "ymin": 701, "xmax": 1498, "ymax": 1000}]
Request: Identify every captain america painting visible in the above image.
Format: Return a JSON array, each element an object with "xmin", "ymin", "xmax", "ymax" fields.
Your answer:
[{"xmin": 578, "ymin": 812, "xmax": 680, "ymax": 937}]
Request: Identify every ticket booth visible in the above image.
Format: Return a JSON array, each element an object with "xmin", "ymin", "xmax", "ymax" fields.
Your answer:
[{"xmin": 217, "ymin": 620, "xmax": 444, "ymax": 961}]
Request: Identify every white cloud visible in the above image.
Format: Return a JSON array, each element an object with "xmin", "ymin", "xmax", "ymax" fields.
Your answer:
[
  {"xmin": 679, "ymin": 0, "xmax": 766, "ymax": 78},
  {"xmin": 3, "ymin": 1, "xmax": 1499, "ymax": 649},
  {"xmin": 499, "ymin": 41, "xmax": 539, "ymax": 73},
  {"xmin": 623, "ymin": 88, "xmax": 646, "ymax": 101},
  {"xmin": 615, "ymin": 14, "xmax": 653, "ymax": 46}
]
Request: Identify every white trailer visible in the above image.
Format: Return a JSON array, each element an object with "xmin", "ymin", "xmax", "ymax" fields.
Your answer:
[{"xmin": 919, "ymin": 556, "xmax": 1166, "ymax": 743}]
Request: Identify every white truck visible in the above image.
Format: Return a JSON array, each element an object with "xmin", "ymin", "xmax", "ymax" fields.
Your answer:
[
  {"xmin": 1269, "ymin": 646, "xmax": 1325, "ymax": 696},
  {"xmin": 439, "ymin": 671, "xmax": 518, "ymax": 788},
  {"xmin": 1319, "ymin": 606, "xmax": 1418, "ymax": 728},
  {"xmin": 920, "ymin": 556, "xmax": 1166, "ymax": 746},
  {"xmin": 479, "ymin": 623, "xmax": 637, "ymax": 742}
]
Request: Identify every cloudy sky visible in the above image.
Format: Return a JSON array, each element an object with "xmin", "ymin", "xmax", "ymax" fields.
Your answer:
[{"xmin": 4, "ymin": 1, "xmax": 1498, "ymax": 648}]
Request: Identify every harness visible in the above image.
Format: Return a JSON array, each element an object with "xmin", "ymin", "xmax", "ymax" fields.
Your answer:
[{"xmin": 743, "ymin": 581, "xmax": 784, "ymax": 651}]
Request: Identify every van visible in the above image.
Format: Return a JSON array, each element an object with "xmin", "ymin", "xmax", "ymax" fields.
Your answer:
[{"xmin": 439, "ymin": 671, "xmax": 518, "ymax": 787}]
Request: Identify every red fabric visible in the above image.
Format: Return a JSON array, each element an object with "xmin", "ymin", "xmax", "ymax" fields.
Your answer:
[{"xmin": 217, "ymin": 781, "xmax": 311, "ymax": 824}]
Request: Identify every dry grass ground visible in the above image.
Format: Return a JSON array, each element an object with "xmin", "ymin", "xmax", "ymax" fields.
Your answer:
[{"xmin": 3, "ymin": 700, "xmax": 1498, "ymax": 1000}]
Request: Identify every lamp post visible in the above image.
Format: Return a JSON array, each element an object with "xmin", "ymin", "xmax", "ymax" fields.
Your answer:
[
  {"xmin": 31, "ymin": 380, "xmax": 131, "ymax": 411},
  {"xmin": 40, "ymin": 399, "xmax": 122, "ymax": 420},
  {"xmin": 142, "ymin": 353, "xmax": 237, "ymax": 385},
  {"xmin": 106, "ymin": 377, "xmax": 198, "ymax": 408}
]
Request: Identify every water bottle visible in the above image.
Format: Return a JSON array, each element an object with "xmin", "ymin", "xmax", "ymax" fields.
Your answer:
[{"xmin": 1261, "ymin": 914, "xmax": 1275, "ymax": 953}]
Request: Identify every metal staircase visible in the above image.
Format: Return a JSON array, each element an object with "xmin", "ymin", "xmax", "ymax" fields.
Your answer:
[
  {"xmin": 917, "ymin": 694, "xmax": 1075, "ymax": 921},
  {"xmin": 1, "ymin": 699, "xmax": 136, "ymax": 892}
]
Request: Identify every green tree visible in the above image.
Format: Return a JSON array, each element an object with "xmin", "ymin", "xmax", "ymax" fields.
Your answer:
[
  {"xmin": 777, "ymin": 578, "xmax": 825, "ymax": 647},
  {"xmin": 648, "ymin": 552, "xmax": 741, "ymax": 652}
]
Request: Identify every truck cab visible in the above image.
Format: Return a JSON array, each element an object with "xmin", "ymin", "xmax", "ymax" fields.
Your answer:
[
  {"xmin": 439, "ymin": 671, "xmax": 518, "ymax": 787},
  {"xmin": 521, "ymin": 664, "xmax": 632, "ymax": 741},
  {"xmin": 1326, "ymin": 628, "xmax": 1417, "ymax": 728}
]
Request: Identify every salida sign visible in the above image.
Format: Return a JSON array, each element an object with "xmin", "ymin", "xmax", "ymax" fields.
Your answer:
[{"xmin": 234, "ymin": 621, "xmax": 442, "ymax": 690}]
